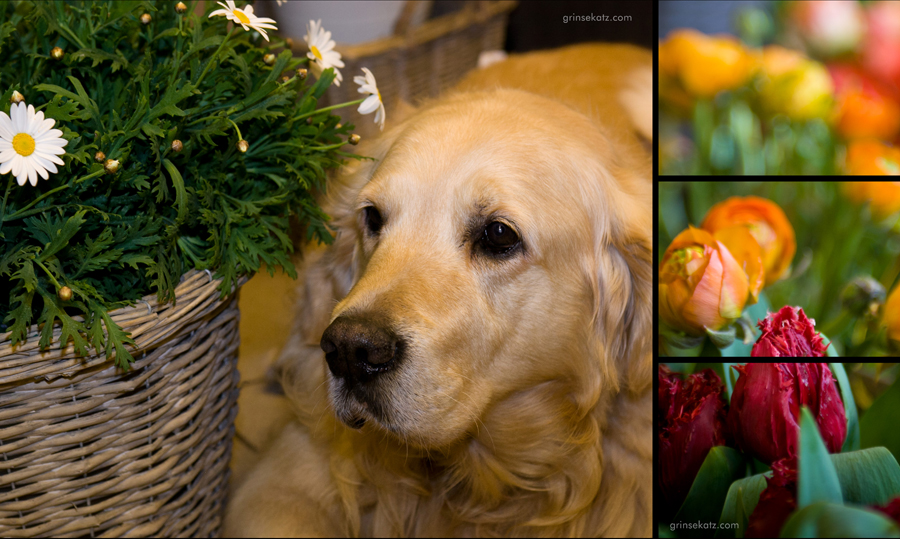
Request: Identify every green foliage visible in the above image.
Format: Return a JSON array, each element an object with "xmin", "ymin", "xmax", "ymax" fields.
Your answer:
[{"xmin": 0, "ymin": 1, "xmax": 360, "ymax": 367}]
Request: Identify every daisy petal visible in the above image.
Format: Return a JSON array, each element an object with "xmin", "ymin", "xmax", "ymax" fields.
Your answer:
[
  {"xmin": 0, "ymin": 158, "xmax": 11, "ymax": 175},
  {"xmin": 358, "ymin": 95, "xmax": 381, "ymax": 115},
  {"xmin": 27, "ymin": 163, "xmax": 37, "ymax": 186},
  {"xmin": 34, "ymin": 151, "xmax": 65, "ymax": 165},
  {"xmin": 30, "ymin": 153, "xmax": 57, "ymax": 175},
  {"xmin": 0, "ymin": 112, "xmax": 13, "ymax": 140},
  {"xmin": 16, "ymin": 171, "xmax": 27, "ymax": 186},
  {"xmin": 10, "ymin": 154, "xmax": 22, "ymax": 177},
  {"xmin": 35, "ymin": 162, "xmax": 49, "ymax": 180}
]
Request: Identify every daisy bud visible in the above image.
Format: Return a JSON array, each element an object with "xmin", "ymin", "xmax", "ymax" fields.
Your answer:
[
  {"xmin": 171, "ymin": 139, "xmax": 183, "ymax": 152},
  {"xmin": 281, "ymin": 75, "xmax": 291, "ymax": 84},
  {"xmin": 175, "ymin": 2, "xmax": 187, "ymax": 14},
  {"xmin": 237, "ymin": 140, "xmax": 249, "ymax": 153},
  {"xmin": 104, "ymin": 159, "xmax": 120, "ymax": 175},
  {"xmin": 263, "ymin": 53, "xmax": 276, "ymax": 66},
  {"xmin": 296, "ymin": 68, "xmax": 308, "ymax": 80},
  {"xmin": 50, "ymin": 47, "xmax": 64, "ymax": 60},
  {"xmin": 58, "ymin": 286, "xmax": 73, "ymax": 302},
  {"xmin": 94, "ymin": 151, "xmax": 106, "ymax": 163},
  {"xmin": 141, "ymin": 13, "xmax": 152, "ymax": 24},
  {"xmin": 10, "ymin": 91, "xmax": 24, "ymax": 104},
  {"xmin": 285, "ymin": 37, "xmax": 294, "ymax": 49},
  {"xmin": 306, "ymin": 117, "xmax": 313, "ymax": 124},
  {"xmin": 335, "ymin": 123, "xmax": 342, "ymax": 129},
  {"xmin": 348, "ymin": 134, "xmax": 361, "ymax": 145}
]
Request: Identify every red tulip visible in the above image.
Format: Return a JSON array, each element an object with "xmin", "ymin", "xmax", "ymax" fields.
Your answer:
[
  {"xmin": 658, "ymin": 365, "xmax": 728, "ymax": 513},
  {"xmin": 747, "ymin": 456, "xmax": 798, "ymax": 538},
  {"xmin": 874, "ymin": 496, "xmax": 900, "ymax": 525},
  {"xmin": 727, "ymin": 363, "xmax": 846, "ymax": 465},
  {"xmin": 752, "ymin": 306, "xmax": 830, "ymax": 357}
]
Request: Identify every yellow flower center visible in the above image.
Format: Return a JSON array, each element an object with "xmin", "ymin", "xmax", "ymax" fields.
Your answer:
[
  {"xmin": 310, "ymin": 45, "xmax": 323, "ymax": 61},
  {"xmin": 232, "ymin": 9, "xmax": 250, "ymax": 25},
  {"xmin": 377, "ymin": 89, "xmax": 381, "ymax": 102},
  {"xmin": 12, "ymin": 133, "xmax": 35, "ymax": 156}
]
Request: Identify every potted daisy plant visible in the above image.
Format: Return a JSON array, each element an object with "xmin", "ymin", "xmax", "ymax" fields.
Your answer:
[{"xmin": 0, "ymin": 1, "xmax": 384, "ymax": 536}]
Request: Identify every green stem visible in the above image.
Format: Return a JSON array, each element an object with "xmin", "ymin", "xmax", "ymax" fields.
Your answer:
[
  {"xmin": 291, "ymin": 98, "xmax": 366, "ymax": 123},
  {"xmin": 227, "ymin": 118, "xmax": 243, "ymax": 141},
  {"xmin": 308, "ymin": 141, "xmax": 354, "ymax": 151},
  {"xmin": 35, "ymin": 259, "xmax": 62, "ymax": 289},
  {"xmin": 2, "ymin": 168, "xmax": 104, "ymax": 222},
  {"xmin": 0, "ymin": 177, "xmax": 13, "ymax": 235},
  {"xmin": 196, "ymin": 27, "xmax": 236, "ymax": 88}
]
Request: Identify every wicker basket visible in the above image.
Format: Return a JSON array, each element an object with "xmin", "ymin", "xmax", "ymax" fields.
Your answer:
[
  {"xmin": 290, "ymin": 0, "xmax": 517, "ymax": 140},
  {"xmin": 0, "ymin": 270, "xmax": 246, "ymax": 538}
]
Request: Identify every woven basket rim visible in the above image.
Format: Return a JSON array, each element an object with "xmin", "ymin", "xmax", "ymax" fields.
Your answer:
[{"xmin": 0, "ymin": 270, "xmax": 249, "ymax": 385}]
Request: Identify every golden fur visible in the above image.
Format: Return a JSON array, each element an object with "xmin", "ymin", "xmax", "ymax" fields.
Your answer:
[{"xmin": 224, "ymin": 43, "xmax": 652, "ymax": 538}]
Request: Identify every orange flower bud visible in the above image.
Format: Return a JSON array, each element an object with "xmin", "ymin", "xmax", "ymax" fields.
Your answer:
[
  {"xmin": 660, "ymin": 29, "xmax": 759, "ymax": 99},
  {"xmin": 759, "ymin": 46, "xmax": 833, "ymax": 121},
  {"xmin": 844, "ymin": 141, "xmax": 900, "ymax": 177},
  {"xmin": 660, "ymin": 226, "xmax": 751, "ymax": 336},
  {"xmin": 701, "ymin": 196, "xmax": 796, "ymax": 287},
  {"xmin": 842, "ymin": 179, "xmax": 900, "ymax": 219}
]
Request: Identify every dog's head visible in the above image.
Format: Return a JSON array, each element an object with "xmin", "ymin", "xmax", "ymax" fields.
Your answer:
[{"xmin": 318, "ymin": 89, "xmax": 651, "ymax": 446}]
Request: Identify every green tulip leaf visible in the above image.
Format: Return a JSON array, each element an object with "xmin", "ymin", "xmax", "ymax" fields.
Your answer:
[
  {"xmin": 716, "ymin": 475, "xmax": 767, "ymax": 538},
  {"xmin": 861, "ymin": 375, "xmax": 900, "ymax": 466},
  {"xmin": 822, "ymin": 335, "xmax": 841, "ymax": 357},
  {"xmin": 779, "ymin": 501, "xmax": 900, "ymax": 538},
  {"xmin": 830, "ymin": 362, "xmax": 860, "ymax": 452},
  {"xmin": 830, "ymin": 448, "xmax": 900, "ymax": 506},
  {"xmin": 717, "ymin": 448, "xmax": 900, "ymax": 538},
  {"xmin": 673, "ymin": 446, "xmax": 747, "ymax": 537},
  {"xmin": 798, "ymin": 407, "xmax": 843, "ymax": 508}
]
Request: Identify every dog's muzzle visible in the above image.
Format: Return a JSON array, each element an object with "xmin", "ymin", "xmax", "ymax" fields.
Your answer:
[{"xmin": 321, "ymin": 316, "xmax": 403, "ymax": 388}]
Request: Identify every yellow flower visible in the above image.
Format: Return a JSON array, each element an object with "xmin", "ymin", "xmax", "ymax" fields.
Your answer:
[
  {"xmin": 660, "ymin": 29, "xmax": 758, "ymax": 99},
  {"xmin": 305, "ymin": 19, "xmax": 344, "ymax": 86},
  {"xmin": 758, "ymin": 46, "xmax": 833, "ymax": 120}
]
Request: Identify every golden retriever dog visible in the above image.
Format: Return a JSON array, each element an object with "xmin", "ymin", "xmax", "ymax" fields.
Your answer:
[{"xmin": 225, "ymin": 43, "xmax": 652, "ymax": 538}]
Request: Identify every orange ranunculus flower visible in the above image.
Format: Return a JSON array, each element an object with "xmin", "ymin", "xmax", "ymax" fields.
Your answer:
[
  {"xmin": 883, "ymin": 282, "xmax": 900, "ymax": 343},
  {"xmin": 842, "ymin": 180, "xmax": 900, "ymax": 220},
  {"xmin": 759, "ymin": 46, "xmax": 834, "ymax": 121},
  {"xmin": 660, "ymin": 29, "xmax": 759, "ymax": 99},
  {"xmin": 844, "ymin": 140, "xmax": 900, "ymax": 177},
  {"xmin": 701, "ymin": 196, "xmax": 796, "ymax": 287},
  {"xmin": 659, "ymin": 226, "xmax": 752, "ymax": 336},
  {"xmin": 829, "ymin": 64, "xmax": 900, "ymax": 140}
]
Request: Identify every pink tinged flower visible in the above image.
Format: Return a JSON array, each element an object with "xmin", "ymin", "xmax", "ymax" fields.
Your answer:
[
  {"xmin": 875, "ymin": 496, "xmax": 900, "ymax": 525},
  {"xmin": 727, "ymin": 363, "xmax": 847, "ymax": 465},
  {"xmin": 752, "ymin": 306, "xmax": 829, "ymax": 357},
  {"xmin": 658, "ymin": 365, "xmax": 728, "ymax": 513},
  {"xmin": 747, "ymin": 456, "xmax": 798, "ymax": 538}
]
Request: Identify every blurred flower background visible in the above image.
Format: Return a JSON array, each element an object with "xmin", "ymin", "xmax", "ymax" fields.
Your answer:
[
  {"xmin": 659, "ymin": 182, "xmax": 900, "ymax": 356},
  {"xmin": 659, "ymin": 0, "xmax": 900, "ymax": 176}
]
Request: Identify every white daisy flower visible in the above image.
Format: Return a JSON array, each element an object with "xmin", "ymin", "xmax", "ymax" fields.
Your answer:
[
  {"xmin": 0, "ymin": 103, "xmax": 67, "ymax": 187},
  {"xmin": 354, "ymin": 68, "xmax": 386, "ymax": 131},
  {"xmin": 305, "ymin": 19, "xmax": 344, "ymax": 86},
  {"xmin": 209, "ymin": 0, "xmax": 278, "ymax": 42}
]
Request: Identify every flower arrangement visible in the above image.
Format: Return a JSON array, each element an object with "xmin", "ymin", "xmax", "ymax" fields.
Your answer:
[
  {"xmin": 0, "ymin": 0, "xmax": 385, "ymax": 367},
  {"xmin": 659, "ymin": 362, "xmax": 900, "ymax": 538},
  {"xmin": 659, "ymin": 181, "xmax": 900, "ymax": 357},
  {"xmin": 659, "ymin": 1, "xmax": 900, "ymax": 176}
]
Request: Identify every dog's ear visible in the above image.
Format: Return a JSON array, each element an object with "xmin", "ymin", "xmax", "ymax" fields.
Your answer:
[{"xmin": 590, "ymin": 171, "xmax": 652, "ymax": 396}]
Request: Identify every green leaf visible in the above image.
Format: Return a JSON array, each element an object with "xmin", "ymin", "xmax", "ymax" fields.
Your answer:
[
  {"xmin": 29, "ymin": 210, "xmax": 87, "ymax": 262},
  {"xmin": 69, "ymin": 48, "xmax": 130, "ymax": 72},
  {"xmin": 673, "ymin": 446, "xmax": 746, "ymax": 537},
  {"xmin": 780, "ymin": 502, "xmax": 900, "ymax": 538},
  {"xmin": 797, "ymin": 406, "xmax": 843, "ymax": 508},
  {"xmin": 717, "ymin": 474, "xmax": 767, "ymax": 538},
  {"xmin": 831, "ymin": 362, "xmax": 860, "ymax": 453},
  {"xmin": 860, "ymin": 375, "xmax": 900, "ymax": 465},
  {"xmin": 161, "ymin": 159, "xmax": 188, "ymax": 224}
]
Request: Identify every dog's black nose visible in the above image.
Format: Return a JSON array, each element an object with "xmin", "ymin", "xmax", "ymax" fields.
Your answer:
[{"xmin": 321, "ymin": 317, "xmax": 402, "ymax": 385}]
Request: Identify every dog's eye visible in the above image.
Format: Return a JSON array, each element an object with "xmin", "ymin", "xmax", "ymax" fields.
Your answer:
[
  {"xmin": 479, "ymin": 221, "xmax": 520, "ymax": 255},
  {"xmin": 363, "ymin": 206, "xmax": 383, "ymax": 235}
]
